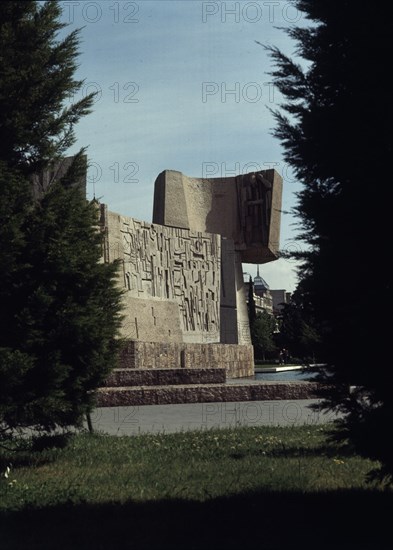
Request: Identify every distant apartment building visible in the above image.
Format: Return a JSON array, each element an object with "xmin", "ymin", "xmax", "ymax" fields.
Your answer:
[
  {"xmin": 243, "ymin": 267, "xmax": 273, "ymax": 315},
  {"xmin": 270, "ymin": 289, "xmax": 292, "ymax": 315},
  {"xmin": 244, "ymin": 268, "xmax": 292, "ymax": 317}
]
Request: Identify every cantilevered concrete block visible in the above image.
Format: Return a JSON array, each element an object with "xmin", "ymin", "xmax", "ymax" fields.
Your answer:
[{"xmin": 153, "ymin": 168, "xmax": 283, "ymax": 264}]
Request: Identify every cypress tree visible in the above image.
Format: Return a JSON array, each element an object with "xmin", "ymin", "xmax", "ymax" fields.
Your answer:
[
  {"xmin": 0, "ymin": 2, "xmax": 123, "ymax": 435},
  {"xmin": 1, "ymin": 180, "xmax": 123, "ymax": 431},
  {"xmin": 0, "ymin": 1, "xmax": 94, "ymax": 175},
  {"xmin": 264, "ymin": 1, "xmax": 392, "ymax": 479}
]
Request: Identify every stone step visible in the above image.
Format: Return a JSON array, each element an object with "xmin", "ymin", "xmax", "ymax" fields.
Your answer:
[
  {"xmin": 103, "ymin": 367, "xmax": 226, "ymax": 387},
  {"xmin": 96, "ymin": 381, "xmax": 321, "ymax": 407}
]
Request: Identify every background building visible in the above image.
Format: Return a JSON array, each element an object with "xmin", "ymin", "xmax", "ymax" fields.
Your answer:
[
  {"xmin": 244, "ymin": 268, "xmax": 292, "ymax": 318},
  {"xmin": 244, "ymin": 266, "xmax": 273, "ymax": 315},
  {"xmin": 270, "ymin": 289, "xmax": 292, "ymax": 316}
]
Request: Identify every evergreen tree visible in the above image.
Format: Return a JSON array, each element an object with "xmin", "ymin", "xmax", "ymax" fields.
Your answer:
[
  {"xmin": 252, "ymin": 311, "xmax": 277, "ymax": 362},
  {"xmin": 248, "ymin": 277, "xmax": 277, "ymax": 361},
  {"xmin": 264, "ymin": 1, "xmax": 392, "ymax": 479},
  {"xmin": 1, "ymin": 179, "xmax": 123, "ymax": 432},
  {"xmin": 278, "ymin": 287, "xmax": 320, "ymax": 364},
  {"xmin": 0, "ymin": 163, "xmax": 35, "ymax": 438},
  {"xmin": 0, "ymin": 1, "xmax": 94, "ymax": 176},
  {"xmin": 0, "ymin": 1, "xmax": 123, "ymax": 436}
]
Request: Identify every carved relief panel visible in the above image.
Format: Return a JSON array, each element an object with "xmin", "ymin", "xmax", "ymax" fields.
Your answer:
[{"xmin": 120, "ymin": 218, "xmax": 221, "ymax": 337}]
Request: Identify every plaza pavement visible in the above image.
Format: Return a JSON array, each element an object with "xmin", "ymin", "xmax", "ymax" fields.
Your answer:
[{"xmin": 86, "ymin": 399, "xmax": 342, "ymax": 436}]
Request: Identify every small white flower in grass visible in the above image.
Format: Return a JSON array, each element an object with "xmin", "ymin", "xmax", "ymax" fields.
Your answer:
[{"xmin": 4, "ymin": 466, "xmax": 11, "ymax": 479}]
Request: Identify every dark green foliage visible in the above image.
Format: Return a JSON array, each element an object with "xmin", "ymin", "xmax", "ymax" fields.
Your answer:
[
  {"xmin": 0, "ymin": 171, "xmax": 123, "ymax": 433},
  {"xmin": 251, "ymin": 311, "xmax": 277, "ymax": 361},
  {"xmin": 265, "ymin": 1, "xmax": 392, "ymax": 479},
  {"xmin": 0, "ymin": 1, "xmax": 94, "ymax": 175},
  {"xmin": 0, "ymin": 2, "xmax": 124, "ymax": 435},
  {"xmin": 0, "ymin": 165, "xmax": 34, "ymax": 437},
  {"xmin": 278, "ymin": 287, "xmax": 320, "ymax": 363},
  {"xmin": 248, "ymin": 278, "xmax": 277, "ymax": 360},
  {"xmin": 0, "ymin": 163, "xmax": 31, "ymax": 294}
]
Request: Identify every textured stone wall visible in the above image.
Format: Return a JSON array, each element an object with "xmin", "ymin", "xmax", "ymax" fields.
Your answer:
[
  {"xmin": 152, "ymin": 169, "xmax": 283, "ymax": 345},
  {"xmin": 103, "ymin": 367, "xmax": 227, "ymax": 387},
  {"xmin": 119, "ymin": 340, "xmax": 254, "ymax": 379},
  {"xmin": 100, "ymin": 205, "xmax": 221, "ymax": 343},
  {"xmin": 96, "ymin": 381, "xmax": 322, "ymax": 407}
]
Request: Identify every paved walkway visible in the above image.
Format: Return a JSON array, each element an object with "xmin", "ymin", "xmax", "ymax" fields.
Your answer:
[{"xmin": 86, "ymin": 399, "xmax": 341, "ymax": 436}]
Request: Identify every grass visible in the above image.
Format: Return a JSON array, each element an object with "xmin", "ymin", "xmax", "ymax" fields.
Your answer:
[{"xmin": 0, "ymin": 425, "xmax": 391, "ymax": 549}]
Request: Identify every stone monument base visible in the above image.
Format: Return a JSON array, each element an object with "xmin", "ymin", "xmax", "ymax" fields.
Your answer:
[
  {"xmin": 96, "ymin": 377, "xmax": 321, "ymax": 407},
  {"xmin": 97, "ymin": 340, "xmax": 322, "ymax": 407},
  {"xmin": 118, "ymin": 340, "xmax": 255, "ymax": 379}
]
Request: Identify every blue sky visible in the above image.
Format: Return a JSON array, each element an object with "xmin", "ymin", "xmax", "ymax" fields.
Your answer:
[{"xmin": 59, "ymin": 0, "xmax": 306, "ymax": 292}]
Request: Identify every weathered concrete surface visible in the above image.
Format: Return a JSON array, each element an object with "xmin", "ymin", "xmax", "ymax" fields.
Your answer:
[
  {"xmin": 153, "ymin": 168, "xmax": 282, "ymax": 346},
  {"xmin": 153, "ymin": 169, "xmax": 283, "ymax": 263},
  {"xmin": 96, "ymin": 381, "xmax": 322, "ymax": 407},
  {"xmin": 98, "ymin": 167, "xmax": 283, "ymax": 377},
  {"xmin": 100, "ymin": 207, "xmax": 221, "ymax": 344}
]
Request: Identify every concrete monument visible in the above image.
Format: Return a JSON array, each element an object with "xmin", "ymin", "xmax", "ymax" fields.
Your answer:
[{"xmin": 99, "ymin": 168, "xmax": 282, "ymax": 378}]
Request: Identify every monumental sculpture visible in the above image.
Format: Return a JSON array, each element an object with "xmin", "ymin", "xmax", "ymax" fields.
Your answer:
[{"xmin": 99, "ymin": 168, "xmax": 282, "ymax": 378}]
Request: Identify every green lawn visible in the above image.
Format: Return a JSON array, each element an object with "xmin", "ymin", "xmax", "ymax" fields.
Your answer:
[{"xmin": 0, "ymin": 425, "xmax": 391, "ymax": 549}]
